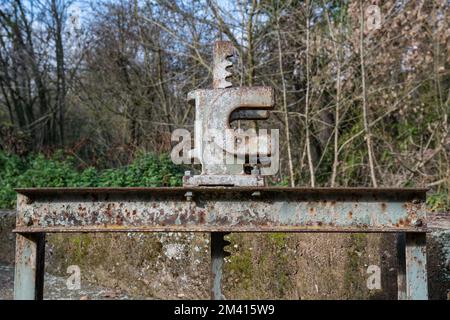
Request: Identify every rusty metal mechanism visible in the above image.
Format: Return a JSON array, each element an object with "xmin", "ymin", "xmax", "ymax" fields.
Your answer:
[{"xmin": 13, "ymin": 41, "xmax": 429, "ymax": 300}]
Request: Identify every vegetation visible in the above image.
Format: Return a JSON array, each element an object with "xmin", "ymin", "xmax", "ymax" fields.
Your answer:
[{"xmin": 0, "ymin": 151, "xmax": 183, "ymax": 208}]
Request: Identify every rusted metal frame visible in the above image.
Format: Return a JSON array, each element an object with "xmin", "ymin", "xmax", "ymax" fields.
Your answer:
[
  {"xmin": 210, "ymin": 232, "xmax": 230, "ymax": 300},
  {"xmin": 13, "ymin": 187, "xmax": 429, "ymax": 300},
  {"xmin": 14, "ymin": 233, "xmax": 45, "ymax": 300},
  {"xmin": 14, "ymin": 187, "xmax": 427, "ymax": 233},
  {"xmin": 186, "ymin": 40, "xmax": 277, "ymax": 187}
]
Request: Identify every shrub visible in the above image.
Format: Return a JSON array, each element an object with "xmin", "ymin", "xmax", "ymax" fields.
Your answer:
[{"xmin": 0, "ymin": 151, "xmax": 183, "ymax": 208}]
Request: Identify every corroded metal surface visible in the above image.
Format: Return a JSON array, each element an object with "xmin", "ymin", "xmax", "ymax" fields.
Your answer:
[
  {"xmin": 210, "ymin": 232, "xmax": 230, "ymax": 300},
  {"xmin": 12, "ymin": 39, "xmax": 431, "ymax": 301},
  {"xmin": 213, "ymin": 41, "xmax": 233, "ymax": 89},
  {"xmin": 14, "ymin": 187, "xmax": 427, "ymax": 233},
  {"xmin": 229, "ymin": 109, "xmax": 269, "ymax": 122},
  {"xmin": 397, "ymin": 233, "xmax": 407, "ymax": 300},
  {"xmin": 427, "ymin": 212, "xmax": 450, "ymax": 230},
  {"xmin": 185, "ymin": 41, "xmax": 275, "ymax": 187},
  {"xmin": 14, "ymin": 194, "xmax": 45, "ymax": 300},
  {"xmin": 183, "ymin": 173, "xmax": 265, "ymax": 187},
  {"xmin": 13, "ymin": 232, "xmax": 45, "ymax": 300}
]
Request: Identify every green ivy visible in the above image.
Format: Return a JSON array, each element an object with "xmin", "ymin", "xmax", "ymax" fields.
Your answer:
[{"xmin": 0, "ymin": 151, "xmax": 183, "ymax": 208}]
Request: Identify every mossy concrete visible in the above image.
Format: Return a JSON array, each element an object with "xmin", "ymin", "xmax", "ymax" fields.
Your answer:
[{"xmin": 1, "ymin": 210, "xmax": 449, "ymax": 299}]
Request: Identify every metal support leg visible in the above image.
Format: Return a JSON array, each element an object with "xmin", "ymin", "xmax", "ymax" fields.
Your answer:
[
  {"xmin": 397, "ymin": 233, "xmax": 407, "ymax": 300},
  {"xmin": 405, "ymin": 232, "xmax": 428, "ymax": 300},
  {"xmin": 14, "ymin": 233, "xmax": 45, "ymax": 300},
  {"xmin": 210, "ymin": 232, "xmax": 230, "ymax": 300}
]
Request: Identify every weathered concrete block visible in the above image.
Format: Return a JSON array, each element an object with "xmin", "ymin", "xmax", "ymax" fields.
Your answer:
[
  {"xmin": 1, "ymin": 209, "xmax": 449, "ymax": 299},
  {"xmin": 0, "ymin": 210, "xmax": 15, "ymax": 264}
]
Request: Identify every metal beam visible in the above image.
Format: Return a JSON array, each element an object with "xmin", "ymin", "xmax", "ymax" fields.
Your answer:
[
  {"xmin": 13, "ymin": 233, "xmax": 45, "ymax": 300},
  {"xmin": 14, "ymin": 187, "xmax": 427, "ymax": 233},
  {"xmin": 405, "ymin": 233, "xmax": 428, "ymax": 299},
  {"xmin": 13, "ymin": 187, "xmax": 429, "ymax": 300}
]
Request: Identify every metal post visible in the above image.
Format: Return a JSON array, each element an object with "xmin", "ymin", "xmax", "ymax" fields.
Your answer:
[
  {"xmin": 210, "ymin": 232, "xmax": 230, "ymax": 300},
  {"xmin": 14, "ymin": 233, "xmax": 45, "ymax": 300},
  {"xmin": 397, "ymin": 233, "xmax": 407, "ymax": 300},
  {"xmin": 405, "ymin": 232, "xmax": 428, "ymax": 300}
]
